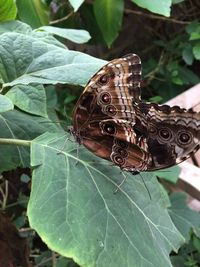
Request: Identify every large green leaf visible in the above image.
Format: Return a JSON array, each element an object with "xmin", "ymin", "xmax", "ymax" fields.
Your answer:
[
  {"xmin": 131, "ymin": 0, "xmax": 171, "ymax": 17},
  {"xmin": 16, "ymin": 0, "xmax": 49, "ymax": 28},
  {"xmin": 38, "ymin": 26, "xmax": 91, "ymax": 44},
  {"xmin": 0, "ymin": 0, "xmax": 17, "ymax": 22},
  {"xmin": 0, "ymin": 110, "xmax": 62, "ymax": 172},
  {"xmin": 169, "ymin": 192, "xmax": 200, "ymax": 240},
  {"xmin": 6, "ymin": 84, "xmax": 48, "ymax": 118},
  {"xmin": 0, "ymin": 32, "xmax": 106, "ymax": 88},
  {"xmin": 69, "ymin": 0, "xmax": 85, "ymax": 12},
  {"xmin": 28, "ymin": 132, "xmax": 184, "ymax": 267},
  {"xmin": 93, "ymin": 0, "xmax": 124, "ymax": 47}
]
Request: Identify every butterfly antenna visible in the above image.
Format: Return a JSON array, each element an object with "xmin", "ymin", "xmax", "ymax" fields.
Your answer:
[{"xmin": 138, "ymin": 173, "xmax": 152, "ymax": 200}]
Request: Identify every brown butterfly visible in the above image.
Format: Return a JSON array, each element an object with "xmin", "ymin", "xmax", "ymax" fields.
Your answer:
[{"xmin": 72, "ymin": 54, "xmax": 200, "ymax": 173}]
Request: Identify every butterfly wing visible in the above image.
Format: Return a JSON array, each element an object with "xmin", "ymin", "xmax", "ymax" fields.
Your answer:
[
  {"xmin": 135, "ymin": 102, "xmax": 200, "ymax": 170},
  {"xmin": 80, "ymin": 118, "xmax": 151, "ymax": 172},
  {"xmin": 72, "ymin": 53, "xmax": 200, "ymax": 173},
  {"xmin": 72, "ymin": 53, "xmax": 142, "ymax": 136}
]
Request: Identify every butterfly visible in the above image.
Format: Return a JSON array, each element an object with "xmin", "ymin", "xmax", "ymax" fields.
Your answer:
[{"xmin": 72, "ymin": 54, "xmax": 200, "ymax": 173}]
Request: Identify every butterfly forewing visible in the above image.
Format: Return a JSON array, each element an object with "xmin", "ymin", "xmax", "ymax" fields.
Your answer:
[{"xmin": 72, "ymin": 54, "xmax": 142, "ymax": 134}]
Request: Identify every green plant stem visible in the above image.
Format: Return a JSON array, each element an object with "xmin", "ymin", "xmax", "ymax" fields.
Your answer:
[
  {"xmin": 0, "ymin": 138, "xmax": 31, "ymax": 146},
  {"xmin": 49, "ymin": 11, "xmax": 74, "ymax": 25},
  {"xmin": 1, "ymin": 200, "xmax": 28, "ymax": 209}
]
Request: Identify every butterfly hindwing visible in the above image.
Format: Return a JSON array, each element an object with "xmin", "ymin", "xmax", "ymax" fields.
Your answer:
[{"xmin": 135, "ymin": 102, "xmax": 200, "ymax": 170}]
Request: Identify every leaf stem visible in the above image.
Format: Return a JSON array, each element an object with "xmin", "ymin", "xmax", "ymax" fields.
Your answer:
[{"xmin": 0, "ymin": 138, "xmax": 31, "ymax": 147}]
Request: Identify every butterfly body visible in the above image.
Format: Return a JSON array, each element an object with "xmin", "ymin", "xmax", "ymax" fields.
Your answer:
[{"xmin": 72, "ymin": 54, "xmax": 200, "ymax": 173}]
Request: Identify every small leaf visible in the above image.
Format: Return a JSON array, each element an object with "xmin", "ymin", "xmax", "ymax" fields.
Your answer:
[
  {"xmin": 193, "ymin": 43, "xmax": 200, "ymax": 60},
  {"xmin": 149, "ymin": 95, "xmax": 163, "ymax": 103},
  {"xmin": 93, "ymin": 0, "xmax": 124, "ymax": 47},
  {"xmin": 186, "ymin": 21, "xmax": 200, "ymax": 35},
  {"xmin": 186, "ymin": 21, "xmax": 200, "ymax": 40},
  {"xmin": 131, "ymin": 0, "xmax": 171, "ymax": 17},
  {"xmin": 69, "ymin": 0, "xmax": 85, "ymax": 12},
  {"xmin": 169, "ymin": 192, "xmax": 200, "ymax": 240},
  {"xmin": 182, "ymin": 44, "xmax": 194, "ymax": 65},
  {"xmin": 6, "ymin": 84, "xmax": 48, "ymax": 118},
  {"xmin": 28, "ymin": 132, "xmax": 184, "ymax": 267},
  {"xmin": 38, "ymin": 26, "xmax": 91, "ymax": 44},
  {"xmin": 20, "ymin": 174, "xmax": 31, "ymax": 183},
  {"xmin": 0, "ymin": 95, "xmax": 14, "ymax": 112},
  {"xmin": 0, "ymin": 0, "xmax": 17, "ymax": 22}
]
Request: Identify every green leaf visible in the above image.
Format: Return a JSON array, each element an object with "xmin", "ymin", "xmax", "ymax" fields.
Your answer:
[
  {"xmin": 0, "ymin": 110, "xmax": 62, "ymax": 172},
  {"xmin": 80, "ymin": 4, "xmax": 105, "ymax": 44},
  {"xmin": 69, "ymin": 0, "xmax": 85, "ymax": 12},
  {"xmin": 186, "ymin": 21, "xmax": 200, "ymax": 40},
  {"xmin": 149, "ymin": 95, "xmax": 163, "ymax": 103},
  {"xmin": 131, "ymin": 0, "xmax": 171, "ymax": 17},
  {"xmin": 167, "ymin": 62, "xmax": 200, "ymax": 85},
  {"xmin": 93, "ymin": 0, "xmax": 124, "ymax": 47},
  {"xmin": 45, "ymin": 85, "xmax": 58, "ymax": 108},
  {"xmin": 31, "ymin": 30, "xmax": 67, "ymax": 48},
  {"xmin": 193, "ymin": 43, "xmax": 200, "ymax": 60},
  {"xmin": 16, "ymin": 0, "xmax": 49, "ymax": 28},
  {"xmin": 186, "ymin": 21, "xmax": 200, "ymax": 34},
  {"xmin": 0, "ymin": 0, "xmax": 17, "ymax": 22},
  {"xmin": 189, "ymin": 32, "xmax": 200, "ymax": 41},
  {"xmin": 170, "ymin": 255, "xmax": 185, "ymax": 267},
  {"xmin": 20, "ymin": 174, "xmax": 31, "ymax": 183},
  {"xmin": 0, "ymin": 95, "xmax": 14, "ymax": 112},
  {"xmin": 6, "ymin": 84, "xmax": 48, "ymax": 118},
  {"xmin": 0, "ymin": 32, "xmax": 106, "ymax": 88},
  {"xmin": 193, "ymin": 235, "xmax": 200, "ymax": 253},
  {"xmin": 0, "ymin": 20, "xmax": 32, "ymax": 35},
  {"xmin": 154, "ymin": 166, "xmax": 180, "ymax": 183},
  {"xmin": 0, "ymin": 20, "xmax": 66, "ymax": 48},
  {"xmin": 169, "ymin": 192, "xmax": 200, "ymax": 240},
  {"xmin": 28, "ymin": 132, "xmax": 184, "ymax": 267},
  {"xmin": 178, "ymin": 66, "xmax": 200, "ymax": 84},
  {"xmin": 182, "ymin": 44, "xmax": 194, "ymax": 65},
  {"xmin": 38, "ymin": 26, "xmax": 91, "ymax": 44}
]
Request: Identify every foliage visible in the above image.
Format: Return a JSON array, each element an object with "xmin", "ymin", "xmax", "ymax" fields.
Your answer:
[
  {"xmin": 0, "ymin": 0, "xmax": 17, "ymax": 22},
  {"xmin": 0, "ymin": 0, "xmax": 200, "ymax": 266}
]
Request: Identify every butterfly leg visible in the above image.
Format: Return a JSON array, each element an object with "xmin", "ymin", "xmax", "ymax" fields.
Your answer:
[
  {"xmin": 57, "ymin": 137, "xmax": 71, "ymax": 155},
  {"xmin": 114, "ymin": 171, "xmax": 128, "ymax": 194}
]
